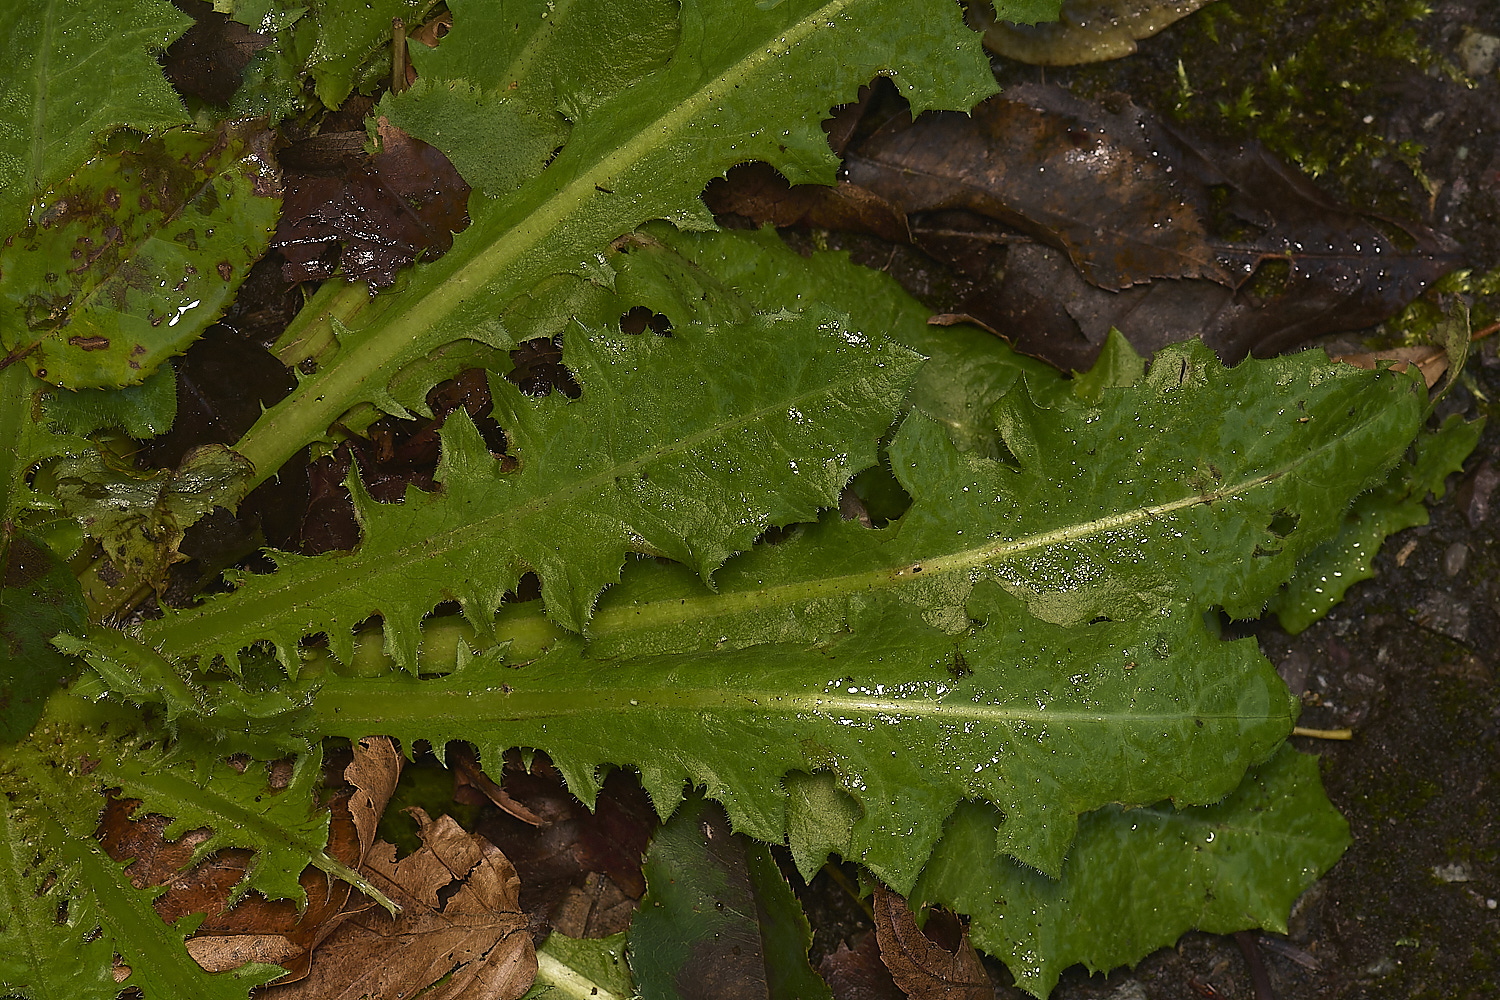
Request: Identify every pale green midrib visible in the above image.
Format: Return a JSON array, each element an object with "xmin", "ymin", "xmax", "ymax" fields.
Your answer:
[
  {"xmin": 155, "ymin": 360, "xmax": 883, "ymax": 652},
  {"xmin": 234, "ymin": 0, "xmax": 855, "ymax": 484},
  {"xmin": 589, "ymin": 465, "xmax": 1286, "ymax": 635},
  {"xmin": 314, "ymin": 680, "xmax": 1258, "ymax": 728},
  {"xmin": 592, "ymin": 395, "xmax": 1405, "ymax": 636},
  {"xmin": 27, "ymin": 3, "xmax": 56, "ymax": 191},
  {"xmin": 499, "ymin": 0, "xmax": 578, "ymax": 92}
]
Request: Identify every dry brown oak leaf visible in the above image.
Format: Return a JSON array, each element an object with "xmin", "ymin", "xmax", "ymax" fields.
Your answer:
[
  {"xmin": 267, "ymin": 809, "xmax": 536, "ymax": 1000},
  {"xmin": 98, "ymin": 736, "xmax": 402, "ymax": 984},
  {"xmin": 872, "ymin": 886, "xmax": 990, "ymax": 1000}
]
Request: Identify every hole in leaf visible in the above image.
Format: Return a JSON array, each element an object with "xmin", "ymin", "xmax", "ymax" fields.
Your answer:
[
  {"xmin": 506, "ymin": 335, "xmax": 580, "ymax": 398},
  {"xmin": 1268, "ymin": 509, "xmax": 1300, "ymax": 538},
  {"xmin": 1242, "ymin": 257, "xmax": 1292, "ymax": 302},
  {"xmin": 620, "ymin": 306, "xmax": 672, "ymax": 336}
]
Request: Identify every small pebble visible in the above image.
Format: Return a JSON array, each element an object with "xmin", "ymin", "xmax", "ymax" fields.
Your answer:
[
  {"xmin": 1488, "ymin": 899, "xmax": 1497, "ymax": 910},
  {"xmin": 1459, "ymin": 29, "xmax": 1500, "ymax": 76},
  {"xmin": 1443, "ymin": 541, "xmax": 1468, "ymax": 577}
]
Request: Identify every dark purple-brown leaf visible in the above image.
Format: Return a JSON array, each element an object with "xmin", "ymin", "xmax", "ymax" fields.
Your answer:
[{"xmin": 273, "ymin": 119, "xmax": 470, "ymax": 289}]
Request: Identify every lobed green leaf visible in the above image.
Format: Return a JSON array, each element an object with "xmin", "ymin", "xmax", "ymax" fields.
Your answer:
[
  {"xmin": 0, "ymin": 0, "xmax": 191, "ymax": 240},
  {"xmin": 230, "ymin": 0, "xmax": 995, "ymax": 487},
  {"xmin": 1270, "ymin": 410, "xmax": 1482, "ymax": 632},
  {"xmin": 305, "ymin": 587, "xmax": 1295, "ymax": 887},
  {"xmin": 148, "ymin": 311, "xmax": 922, "ymax": 669},
  {"xmin": 913, "ymin": 745, "xmax": 1350, "ymax": 997}
]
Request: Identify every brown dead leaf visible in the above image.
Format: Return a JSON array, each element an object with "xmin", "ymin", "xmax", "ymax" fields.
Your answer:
[
  {"xmin": 819, "ymin": 932, "xmax": 907, "ymax": 1000},
  {"xmin": 473, "ymin": 752, "xmax": 657, "ymax": 938},
  {"xmin": 451, "ymin": 743, "xmax": 544, "ymax": 826},
  {"xmin": 872, "ymin": 886, "xmax": 990, "ymax": 1000},
  {"xmin": 97, "ymin": 737, "xmax": 403, "ymax": 983},
  {"xmin": 1333, "ymin": 344, "xmax": 1449, "ymax": 388},
  {"xmin": 272, "ymin": 118, "xmax": 469, "ymax": 289},
  {"xmin": 712, "ymin": 82, "xmax": 1457, "ymax": 371},
  {"xmin": 267, "ymin": 809, "xmax": 536, "ymax": 1000},
  {"xmin": 162, "ymin": 0, "xmax": 272, "ymax": 105}
]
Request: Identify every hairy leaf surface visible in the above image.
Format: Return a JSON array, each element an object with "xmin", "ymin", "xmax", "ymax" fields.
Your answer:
[
  {"xmin": 230, "ymin": 0, "xmax": 995, "ymax": 486},
  {"xmin": 379, "ymin": 0, "xmax": 679, "ymax": 196},
  {"xmin": 148, "ymin": 313, "xmax": 921, "ymax": 668},
  {"xmin": 912, "ymin": 745, "xmax": 1349, "ymax": 997},
  {"xmin": 0, "ymin": 0, "xmax": 190, "ymax": 239}
]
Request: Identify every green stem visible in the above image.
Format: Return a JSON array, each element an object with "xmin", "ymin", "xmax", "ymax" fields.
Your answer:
[
  {"xmin": 0, "ymin": 362, "xmax": 39, "ymax": 520},
  {"xmin": 271, "ymin": 277, "xmax": 374, "ymax": 368}
]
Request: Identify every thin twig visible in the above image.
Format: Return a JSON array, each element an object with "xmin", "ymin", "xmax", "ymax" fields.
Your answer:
[
  {"xmin": 1234, "ymin": 931, "xmax": 1277, "ymax": 1000},
  {"xmin": 1471, "ymin": 320, "xmax": 1500, "ymax": 341},
  {"xmin": 1291, "ymin": 726, "xmax": 1353, "ymax": 740}
]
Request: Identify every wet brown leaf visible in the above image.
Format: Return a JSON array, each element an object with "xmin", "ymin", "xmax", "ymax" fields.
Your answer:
[
  {"xmin": 714, "ymin": 83, "xmax": 1457, "ymax": 371},
  {"xmin": 871, "ymin": 886, "xmax": 989, "ymax": 1000},
  {"xmin": 272, "ymin": 118, "xmax": 469, "ymax": 289},
  {"xmin": 161, "ymin": 0, "xmax": 271, "ymax": 105},
  {"xmin": 268, "ymin": 810, "xmax": 535, "ymax": 1000},
  {"xmin": 819, "ymin": 932, "xmax": 906, "ymax": 1000}
]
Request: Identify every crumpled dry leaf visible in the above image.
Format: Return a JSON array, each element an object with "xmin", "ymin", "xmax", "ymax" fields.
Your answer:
[
  {"xmin": 272, "ymin": 118, "xmax": 469, "ymax": 288},
  {"xmin": 872, "ymin": 886, "xmax": 989, "ymax": 1000},
  {"xmin": 819, "ymin": 932, "xmax": 906, "ymax": 1000},
  {"xmin": 96, "ymin": 736, "xmax": 403, "ymax": 983},
  {"xmin": 268, "ymin": 809, "xmax": 535, "ymax": 1000}
]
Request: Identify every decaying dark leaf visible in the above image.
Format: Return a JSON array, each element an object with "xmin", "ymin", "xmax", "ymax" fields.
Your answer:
[
  {"xmin": 871, "ymin": 886, "xmax": 990, "ymax": 1000},
  {"xmin": 161, "ymin": 0, "xmax": 272, "ymax": 105},
  {"xmin": 713, "ymin": 83, "xmax": 1458, "ymax": 370},
  {"xmin": 268, "ymin": 809, "xmax": 535, "ymax": 1000},
  {"xmin": 0, "ymin": 124, "xmax": 281, "ymax": 388},
  {"xmin": 57, "ymin": 443, "xmax": 255, "ymax": 611},
  {"xmin": 474, "ymin": 752, "xmax": 657, "ymax": 940},
  {"xmin": 818, "ymin": 932, "xmax": 906, "ymax": 1000},
  {"xmin": 272, "ymin": 118, "xmax": 470, "ymax": 289}
]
